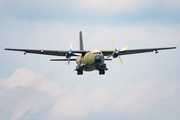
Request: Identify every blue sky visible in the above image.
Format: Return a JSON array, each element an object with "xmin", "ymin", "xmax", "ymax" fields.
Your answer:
[{"xmin": 0, "ymin": 0, "xmax": 180, "ymax": 120}]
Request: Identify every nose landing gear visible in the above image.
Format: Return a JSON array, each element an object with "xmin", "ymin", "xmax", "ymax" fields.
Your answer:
[
  {"xmin": 77, "ymin": 70, "xmax": 83, "ymax": 75},
  {"xmin": 99, "ymin": 69, "xmax": 105, "ymax": 75}
]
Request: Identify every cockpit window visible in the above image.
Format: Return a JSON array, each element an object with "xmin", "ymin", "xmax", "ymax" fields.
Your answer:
[{"xmin": 93, "ymin": 52, "xmax": 101, "ymax": 54}]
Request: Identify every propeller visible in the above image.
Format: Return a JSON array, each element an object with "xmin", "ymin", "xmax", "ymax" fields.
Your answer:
[
  {"xmin": 106, "ymin": 41, "xmax": 128, "ymax": 64},
  {"xmin": 66, "ymin": 41, "xmax": 73, "ymax": 65}
]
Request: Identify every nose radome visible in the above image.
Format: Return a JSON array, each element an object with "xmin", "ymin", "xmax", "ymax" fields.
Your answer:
[{"xmin": 95, "ymin": 55, "xmax": 101, "ymax": 63}]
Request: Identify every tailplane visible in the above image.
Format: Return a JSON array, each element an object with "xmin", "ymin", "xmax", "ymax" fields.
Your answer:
[{"xmin": 79, "ymin": 31, "xmax": 84, "ymax": 50}]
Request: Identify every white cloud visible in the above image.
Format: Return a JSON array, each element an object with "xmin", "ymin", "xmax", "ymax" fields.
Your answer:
[
  {"xmin": 88, "ymin": 78, "xmax": 180, "ymax": 115},
  {"xmin": 51, "ymin": 86, "xmax": 93, "ymax": 119},
  {"xmin": 0, "ymin": 68, "xmax": 63, "ymax": 120},
  {"xmin": 31, "ymin": 22, "xmax": 180, "ymax": 47},
  {"xmin": 84, "ymin": 0, "xmax": 180, "ymax": 13},
  {"xmin": 0, "ymin": 68, "xmax": 180, "ymax": 120},
  {"xmin": 77, "ymin": 0, "xmax": 151, "ymax": 14},
  {"xmin": 77, "ymin": 0, "xmax": 180, "ymax": 14},
  {"xmin": 1, "ymin": 0, "xmax": 180, "ymax": 15},
  {"xmin": 0, "ymin": 68, "xmax": 63, "ymax": 97},
  {"xmin": 2, "ymin": 18, "xmax": 179, "ymax": 52}
]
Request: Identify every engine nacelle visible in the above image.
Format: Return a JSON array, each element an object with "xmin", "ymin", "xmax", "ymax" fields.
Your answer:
[
  {"xmin": 112, "ymin": 50, "xmax": 119, "ymax": 58},
  {"xmin": 65, "ymin": 52, "xmax": 72, "ymax": 58}
]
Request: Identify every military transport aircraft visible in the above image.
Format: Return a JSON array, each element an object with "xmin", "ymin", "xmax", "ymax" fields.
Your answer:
[{"xmin": 5, "ymin": 31, "xmax": 176, "ymax": 75}]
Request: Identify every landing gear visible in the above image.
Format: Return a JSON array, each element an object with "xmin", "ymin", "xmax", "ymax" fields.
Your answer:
[
  {"xmin": 99, "ymin": 69, "xmax": 105, "ymax": 75},
  {"xmin": 77, "ymin": 70, "xmax": 83, "ymax": 75}
]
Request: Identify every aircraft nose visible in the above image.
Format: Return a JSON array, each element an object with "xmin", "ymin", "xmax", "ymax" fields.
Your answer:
[{"xmin": 95, "ymin": 55, "xmax": 102, "ymax": 63}]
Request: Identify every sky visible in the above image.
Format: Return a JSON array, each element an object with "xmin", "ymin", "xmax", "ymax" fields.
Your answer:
[{"xmin": 0, "ymin": 0, "xmax": 180, "ymax": 120}]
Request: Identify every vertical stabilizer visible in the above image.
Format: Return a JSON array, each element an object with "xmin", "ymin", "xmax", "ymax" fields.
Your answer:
[{"xmin": 79, "ymin": 31, "xmax": 84, "ymax": 50}]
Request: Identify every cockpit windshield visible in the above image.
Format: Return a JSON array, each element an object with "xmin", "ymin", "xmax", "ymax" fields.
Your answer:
[
  {"xmin": 92, "ymin": 51, "xmax": 102, "ymax": 55},
  {"xmin": 91, "ymin": 50, "xmax": 102, "ymax": 55},
  {"xmin": 93, "ymin": 52, "xmax": 101, "ymax": 54}
]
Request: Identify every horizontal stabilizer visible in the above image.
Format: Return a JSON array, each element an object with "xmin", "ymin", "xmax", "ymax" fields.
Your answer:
[
  {"xmin": 105, "ymin": 59, "xmax": 112, "ymax": 60},
  {"xmin": 50, "ymin": 59, "xmax": 112, "ymax": 61},
  {"xmin": 50, "ymin": 59, "xmax": 76, "ymax": 61}
]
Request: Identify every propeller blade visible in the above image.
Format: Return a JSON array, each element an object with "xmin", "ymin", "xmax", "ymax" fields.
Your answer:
[
  {"xmin": 118, "ymin": 46, "xmax": 128, "ymax": 64},
  {"xmin": 106, "ymin": 54, "xmax": 113, "ymax": 58},
  {"xmin": 120, "ymin": 46, "xmax": 128, "ymax": 51},
  {"xmin": 118, "ymin": 55, "xmax": 123, "ymax": 64},
  {"xmin": 111, "ymin": 41, "xmax": 117, "ymax": 50},
  {"xmin": 68, "ymin": 41, "xmax": 73, "ymax": 65},
  {"xmin": 68, "ymin": 58, "xmax": 70, "ymax": 65},
  {"xmin": 70, "ymin": 41, "xmax": 73, "ymax": 51},
  {"xmin": 107, "ymin": 41, "xmax": 117, "ymax": 58}
]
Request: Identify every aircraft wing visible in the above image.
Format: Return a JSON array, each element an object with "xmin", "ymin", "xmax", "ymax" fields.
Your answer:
[
  {"xmin": 101, "ymin": 47, "xmax": 176, "ymax": 56},
  {"xmin": 4, "ymin": 48, "xmax": 88, "ymax": 56}
]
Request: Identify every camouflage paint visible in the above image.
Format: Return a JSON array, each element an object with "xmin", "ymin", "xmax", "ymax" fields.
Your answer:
[{"xmin": 76, "ymin": 50, "xmax": 105, "ymax": 71}]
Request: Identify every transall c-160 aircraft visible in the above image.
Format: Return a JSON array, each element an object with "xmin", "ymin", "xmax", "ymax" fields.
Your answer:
[{"xmin": 5, "ymin": 31, "xmax": 176, "ymax": 75}]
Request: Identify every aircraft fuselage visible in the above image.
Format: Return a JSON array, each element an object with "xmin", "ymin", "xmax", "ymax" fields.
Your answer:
[{"xmin": 76, "ymin": 49, "xmax": 107, "ymax": 74}]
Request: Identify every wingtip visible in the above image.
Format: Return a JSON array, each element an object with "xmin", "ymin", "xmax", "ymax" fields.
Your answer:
[{"xmin": 170, "ymin": 47, "xmax": 177, "ymax": 49}]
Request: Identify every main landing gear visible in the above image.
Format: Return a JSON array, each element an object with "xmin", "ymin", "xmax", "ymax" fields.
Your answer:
[
  {"xmin": 77, "ymin": 70, "xmax": 105, "ymax": 75},
  {"xmin": 77, "ymin": 70, "xmax": 83, "ymax": 75},
  {"xmin": 99, "ymin": 69, "xmax": 105, "ymax": 75}
]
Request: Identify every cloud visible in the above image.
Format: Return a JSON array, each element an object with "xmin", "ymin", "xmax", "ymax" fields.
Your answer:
[
  {"xmin": 1, "ymin": 0, "xmax": 180, "ymax": 16},
  {"xmin": 3, "ymin": 19, "xmax": 179, "ymax": 48},
  {"xmin": 0, "ymin": 68, "xmax": 180, "ymax": 120},
  {"xmin": 0, "ymin": 68, "xmax": 63, "ymax": 97},
  {"xmin": 0, "ymin": 68, "xmax": 63, "ymax": 120},
  {"xmin": 77, "ymin": 0, "xmax": 151, "ymax": 14},
  {"xmin": 88, "ymin": 78, "xmax": 180, "ymax": 114},
  {"xmin": 50, "ymin": 86, "xmax": 93, "ymax": 119},
  {"xmin": 77, "ymin": 0, "xmax": 180, "ymax": 14},
  {"xmin": 36, "ymin": 23, "xmax": 180, "ymax": 50}
]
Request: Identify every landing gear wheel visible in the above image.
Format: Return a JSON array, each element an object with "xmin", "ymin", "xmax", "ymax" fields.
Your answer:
[
  {"xmin": 99, "ymin": 69, "xmax": 105, "ymax": 75},
  {"xmin": 77, "ymin": 70, "xmax": 83, "ymax": 75}
]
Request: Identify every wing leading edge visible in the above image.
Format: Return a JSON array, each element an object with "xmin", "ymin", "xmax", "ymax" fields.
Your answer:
[
  {"xmin": 4, "ymin": 48, "xmax": 88, "ymax": 56},
  {"xmin": 101, "ymin": 47, "xmax": 176, "ymax": 56}
]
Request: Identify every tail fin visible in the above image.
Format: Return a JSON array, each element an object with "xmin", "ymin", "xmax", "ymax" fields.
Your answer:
[{"xmin": 79, "ymin": 31, "xmax": 84, "ymax": 50}]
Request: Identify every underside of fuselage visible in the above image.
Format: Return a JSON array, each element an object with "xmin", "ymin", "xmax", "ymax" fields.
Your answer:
[{"xmin": 83, "ymin": 65, "xmax": 95, "ymax": 71}]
